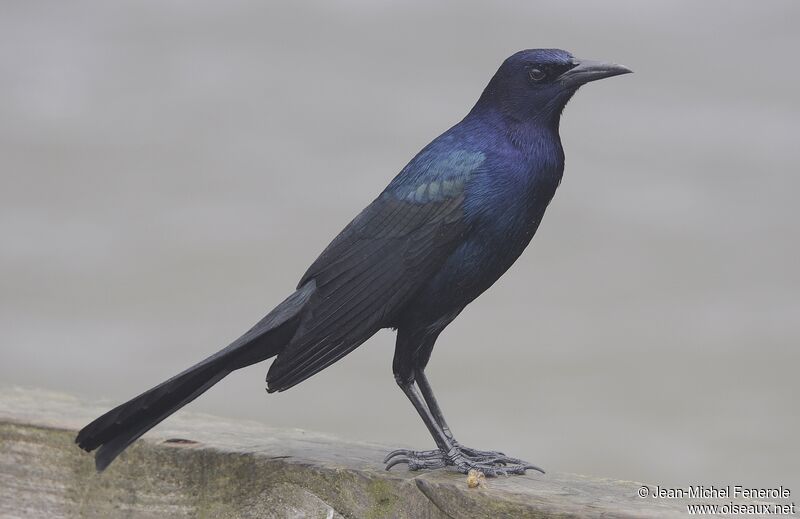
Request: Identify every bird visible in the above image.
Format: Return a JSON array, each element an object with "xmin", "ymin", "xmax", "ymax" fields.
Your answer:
[{"xmin": 76, "ymin": 48, "xmax": 631, "ymax": 476}]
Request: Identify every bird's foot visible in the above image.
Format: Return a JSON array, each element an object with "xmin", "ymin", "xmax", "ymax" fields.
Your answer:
[{"xmin": 383, "ymin": 443, "xmax": 544, "ymax": 477}]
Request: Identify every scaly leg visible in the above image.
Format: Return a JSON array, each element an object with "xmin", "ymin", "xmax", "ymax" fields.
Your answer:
[
  {"xmin": 384, "ymin": 375, "xmax": 543, "ymax": 476},
  {"xmin": 417, "ymin": 369, "xmax": 532, "ymax": 463}
]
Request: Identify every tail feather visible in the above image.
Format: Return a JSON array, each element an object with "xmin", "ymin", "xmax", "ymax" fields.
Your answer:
[
  {"xmin": 76, "ymin": 281, "xmax": 315, "ymax": 470},
  {"xmin": 86, "ymin": 367, "xmax": 229, "ymax": 471}
]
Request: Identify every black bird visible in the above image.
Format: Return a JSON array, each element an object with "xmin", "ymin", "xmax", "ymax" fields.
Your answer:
[{"xmin": 76, "ymin": 49, "xmax": 631, "ymax": 476}]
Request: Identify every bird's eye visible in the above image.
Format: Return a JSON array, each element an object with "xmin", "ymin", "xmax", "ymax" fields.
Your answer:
[{"xmin": 529, "ymin": 68, "xmax": 546, "ymax": 82}]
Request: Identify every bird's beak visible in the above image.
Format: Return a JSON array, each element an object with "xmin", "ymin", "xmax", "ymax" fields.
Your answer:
[{"xmin": 558, "ymin": 59, "xmax": 632, "ymax": 87}]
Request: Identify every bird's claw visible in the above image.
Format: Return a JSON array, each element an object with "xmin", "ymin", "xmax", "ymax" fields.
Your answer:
[
  {"xmin": 385, "ymin": 455, "xmax": 448, "ymax": 471},
  {"xmin": 384, "ymin": 448, "xmax": 444, "ymax": 463},
  {"xmin": 383, "ymin": 444, "xmax": 544, "ymax": 477}
]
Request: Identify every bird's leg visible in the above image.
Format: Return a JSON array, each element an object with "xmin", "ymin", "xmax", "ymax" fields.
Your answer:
[
  {"xmin": 384, "ymin": 374, "xmax": 543, "ymax": 476},
  {"xmin": 415, "ymin": 369, "xmax": 455, "ymax": 441},
  {"xmin": 401, "ymin": 381, "xmax": 454, "ymax": 452},
  {"xmin": 415, "ymin": 369, "xmax": 525, "ymax": 462},
  {"xmin": 383, "ymin": 380, "xmax": 457, "ymax": 470}
]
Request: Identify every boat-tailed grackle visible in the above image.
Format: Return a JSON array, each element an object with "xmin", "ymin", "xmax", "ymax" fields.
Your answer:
[{"xmin": 76, "ymin": 49, "xmax": 631, "ymax": 476}]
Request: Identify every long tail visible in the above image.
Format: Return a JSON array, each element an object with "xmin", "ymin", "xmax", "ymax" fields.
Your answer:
[{"xmin": 75, "ymin": 281, "xmax": 315, "ymax": 471}]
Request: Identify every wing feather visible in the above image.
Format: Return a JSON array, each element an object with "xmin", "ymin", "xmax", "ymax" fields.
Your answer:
[{"xmin": 266, "ymin": 191, "xmax": 467, "ymax": 392}]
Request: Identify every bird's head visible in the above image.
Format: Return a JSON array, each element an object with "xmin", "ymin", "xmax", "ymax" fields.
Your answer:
[{"xmin": 476, "ymin": 49, "xmax": 632, "ymax": 124}]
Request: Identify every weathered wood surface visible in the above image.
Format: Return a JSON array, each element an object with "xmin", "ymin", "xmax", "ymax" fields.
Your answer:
[{"xmin": 0, "ymin": 387, "xmax": 762, "ymax": 518}]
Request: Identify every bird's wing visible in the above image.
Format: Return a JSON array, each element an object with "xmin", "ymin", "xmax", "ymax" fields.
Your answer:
[{"xmin": 266, "ymin": 150, "xmax": 484, "ymax": 392}]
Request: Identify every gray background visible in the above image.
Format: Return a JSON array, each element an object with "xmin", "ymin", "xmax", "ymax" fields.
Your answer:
[{"xmin": 2, "ymin": 0, "xmax": 798, "ymax": 492}]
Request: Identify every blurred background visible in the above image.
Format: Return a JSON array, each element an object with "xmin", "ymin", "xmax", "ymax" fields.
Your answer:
[{"xmin": 2, "ymin": 0, "xmax": 798, "ymax": 491}]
